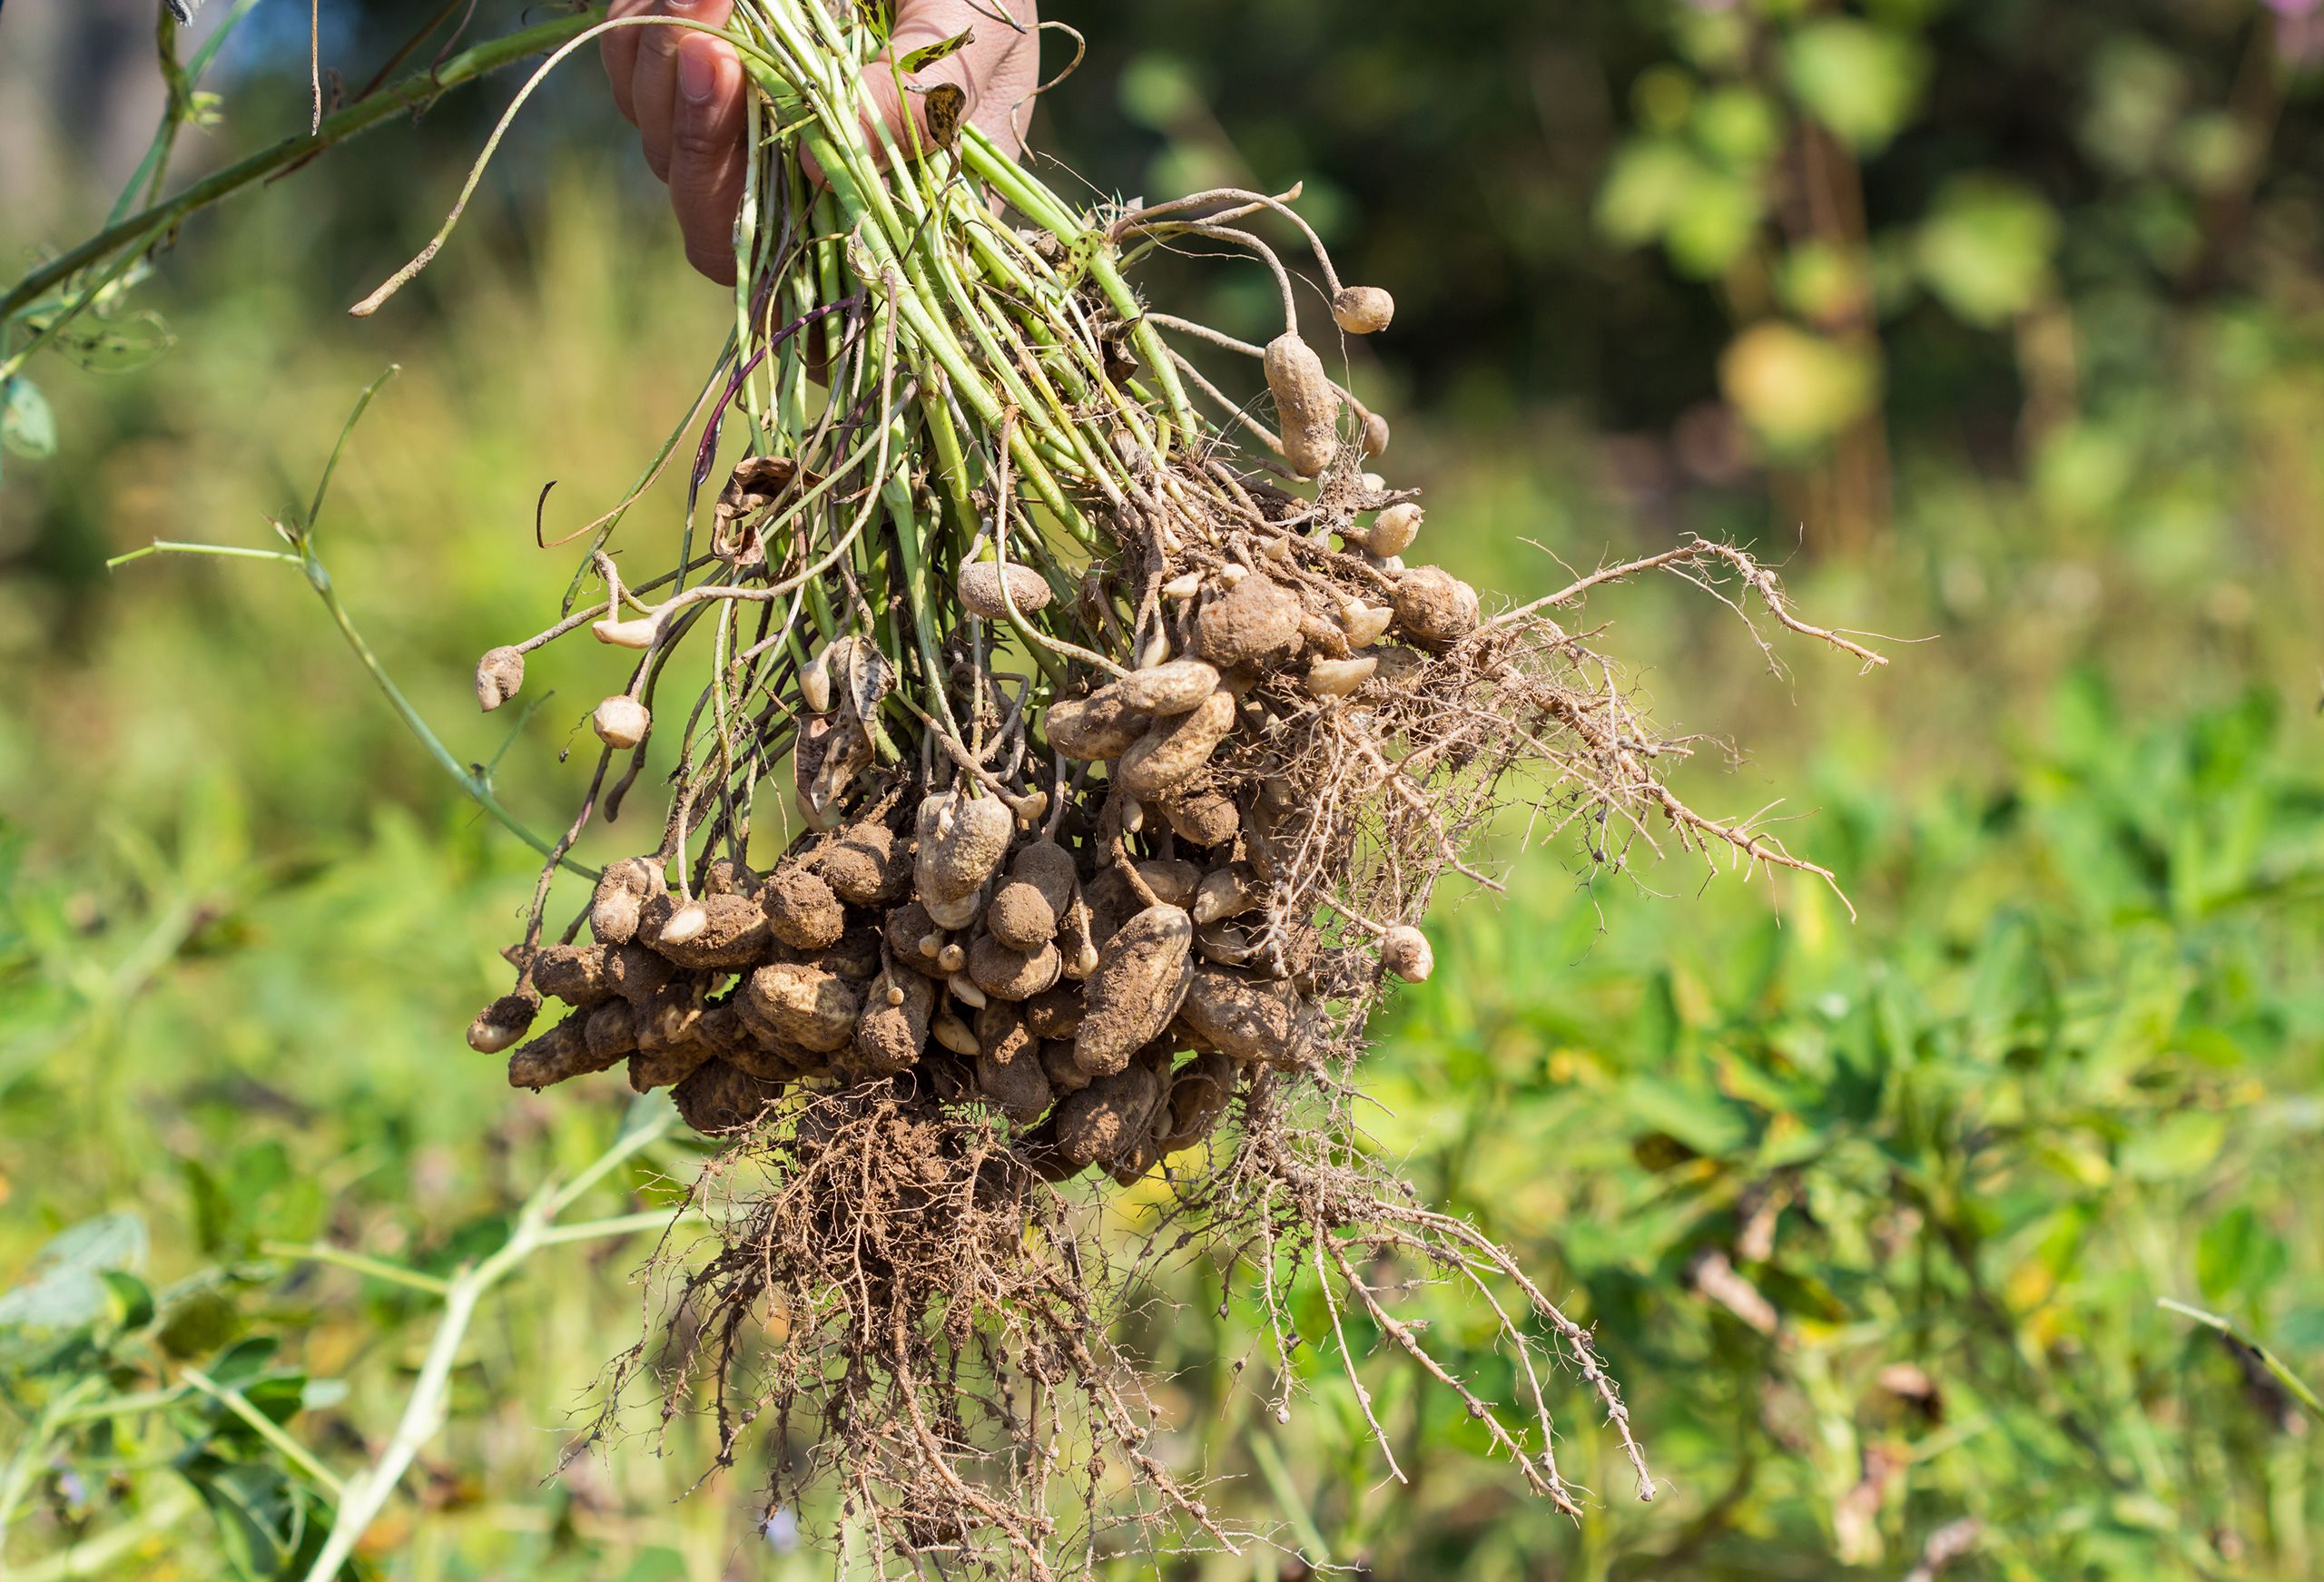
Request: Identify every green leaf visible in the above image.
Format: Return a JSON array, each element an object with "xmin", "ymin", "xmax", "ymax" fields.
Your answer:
[
  {"xmin": 0, "ymin": 1213, "xmax": 148, "ymax": 1333},
  {"xmin": 0, "ymin": 376, "xmax": 57, "ymax": 460},
  {"xmin": 157, "ymin": 1285, "xmax": 242, "ymax": 1360},
  {"xmin": 180, "ymin": 1456, "xmax": 322, "ymax": 1582},
  {"xmin": 206, "ymin": 1335, "xmax": 281, "ymax": 1390},
  {"xmin": 2121, "ymin": 1110, "xmax": 2225, "ymax": 1182},
  {"xmin": 1692, "ymin": 85, "xmax": 1782, "ymax": 170},
  {"xmin": 2197, "ymin": 1204, "xmax": 2286, "ymax": 1305},
  {"xmin": 1621, "ymin": 1075, "xmax": 1752, "ymax": 1158},
  {"xmin": 1784, "ymin": 19, "xmax": 1927, "ymax": 153},
  {"xmin": 1718, "ymin": 321, "xmax": 1879, "ymax": 449},
  {"xmin": 100, "ymin": 1269, "xmax": 157, "ymax": 1331},
  {"xmin": 898, "ymin": 26, "xmax": 973, "ymax": 74},
  {"xmin": 1914, "ymin": 176, "xmax": 2060, "ymax": 328},
  {"xmin": 50, "ymin": 309, "xmax": 178, "ymax": 374},
  {"xmin": 1599, "ymin": 139, "xmax": 1766, "ymax": 276}
]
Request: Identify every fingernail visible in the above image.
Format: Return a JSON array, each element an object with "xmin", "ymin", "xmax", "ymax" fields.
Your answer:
[{"xmin": 678, "ymin": 41, "xmax": 718, "ymax": 103}]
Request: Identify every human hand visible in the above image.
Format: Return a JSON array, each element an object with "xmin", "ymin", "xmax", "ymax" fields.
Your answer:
[{"xmin": 601, "ymin": 0, "xmax": 1040, "ymax": 286}]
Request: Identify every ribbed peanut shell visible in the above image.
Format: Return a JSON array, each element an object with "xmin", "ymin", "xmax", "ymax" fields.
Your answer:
[{"xmin": 1265, "ymin": 332, "xmax": 1340, "ymax": 477}]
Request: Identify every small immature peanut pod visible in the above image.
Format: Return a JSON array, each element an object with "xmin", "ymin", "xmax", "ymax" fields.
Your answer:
[
  {"xmin": 1362, "ymin": 410, "xmax": 1391, "ymax": 458},
  {"xmin": 1381, "ymin": 924, "xmax": 1434, "ymax": 983},
  {"xmin": 1367, "ymin": 503, "xmax": 1423, "ymax": 557},
  {"xmin": 1135, "ymin": 625, "xmax": 1173, "ymax": 671},
  {"xmin": 1120, "ymin": 659, "xmax": 1222, "ymax": 717},
  {"xmin": 1331, "ymin": 285, "xmax": 1396, "ymax": 335},
  {"xmin": 658, "ymin": 902, "xmax": 707, "ymax": 947},
  {"xmin": 799, "ymin": 647, "xmax": 833, "ymax": 714},
  {"xmin": 1297, "ymin": 612, "xmax": 1351, "ymax": 659},
  {"xmin": 948, "ymin": 971, "xmax": 989, "ymax": 1010},
  {"xmin": 1340, "ymin": 603, "xmax": 1395, "ymax": 648},
  {"xmin": 466, "ymin": 991, "xmax": 539, "ymax": 1055},
  {"xmin": 923, "ymin": 887, "xmax": 984, "ymax": 932},
  {"xmin": 474, "ymin": 646, "xmax": 525, "ymax": 712},
  {"xmin": 592, "ymin": 614, "xmax": 660, "ymax": 650},
  {"xmin": 593, "ymin": 695, "xmax": 649, "ymax": 751},
  {"xmin": 936, "ymin": 940, "xmax": 969, "ymax": 975},
  {"xmin": 932, "ymin": 1010, "xmax": 980, "ymax": 1057},
  {"xmin": 1162, "ymin": 572, "xmax": 1204, "ymax": 602},
  {"xmin": 957, "ymin": 561, "xmax": 1053, "ymax": 620},
  {"xmin": 1264, "ymin": 331, "xmax": 1341, "ymax": 478},
  {"xmin": 1058, "ymin": 897, "xmax": 1100, "ymax": 980},
  {"xmin": 1305, "ymin": 656, "xmax": 1376, "ymax": 698}
]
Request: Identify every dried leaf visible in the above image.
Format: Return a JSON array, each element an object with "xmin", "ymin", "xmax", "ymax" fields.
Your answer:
[{"xmin": 900, "ymin": 27, "xmax": 974, "ymax": 74}]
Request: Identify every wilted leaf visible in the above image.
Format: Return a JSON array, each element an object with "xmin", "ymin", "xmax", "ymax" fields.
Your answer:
[{"xmin": 1, "ymin": 376, "xmax": 57, "ymax": 460}]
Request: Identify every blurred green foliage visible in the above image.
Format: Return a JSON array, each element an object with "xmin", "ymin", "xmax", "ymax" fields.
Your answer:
[{"xmin": 3, "ymin": 0, "xmax": 2324, "ymax": 1577}]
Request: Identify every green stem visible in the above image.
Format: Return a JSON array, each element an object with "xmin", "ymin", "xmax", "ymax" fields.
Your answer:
[
  {"xmin": 178, "ymin": 1367, "xmax": 347, "ymax": 1499},
  {"xmin": 8, "ymin": 1486, "xmax": 201, "ymax": 1582},
  {"xmin": 1, "ymin": 10, "xmax": 608, "ymax": 326},
  {"xmin": 260, "ymin": 1240, "xmax": 453, "ymax": 1298},
  {"xmin": 294, "ymin": 1107, "xmax": 682, "ymax": 1582},
  {"xmin": 0, "ymin": 1379, "xmax": 103, "ymax": 1542},
  {"xmin": 2158, "ymin": 1298, "xmax": 2324, "ymax": 1420},
  {"xmin": 303, "ymin": 549, "xmax": 594, "ymax": 879}
]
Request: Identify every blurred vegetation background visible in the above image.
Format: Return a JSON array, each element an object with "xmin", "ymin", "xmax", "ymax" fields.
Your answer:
[{"xmin": 3, "ymin": 1, "xmax": 2322, "ymax": 1577}]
